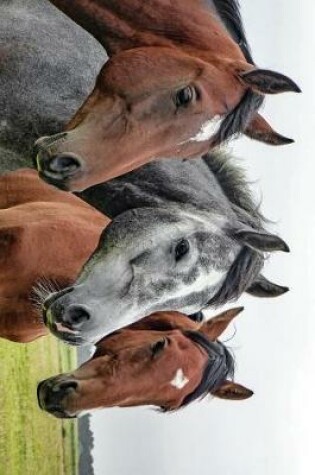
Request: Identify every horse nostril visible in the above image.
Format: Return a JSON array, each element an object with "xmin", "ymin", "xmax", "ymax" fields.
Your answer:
[
  {"xmin": 66, "ymin": 305, "xmax": 90, "ymax": 327},
  {"xmin": 48, "ymin": 154, "xmax": 81, "ymax": 174},
  {"xmin": 58, "ymin": 381, "xmax": 78, "ymax": 392}
]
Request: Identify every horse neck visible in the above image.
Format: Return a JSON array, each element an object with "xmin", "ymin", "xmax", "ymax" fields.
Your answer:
[
  {"xmin": 79, "ymin": 154, "xmax": 238, "ymax": 222},
  {"xmin": 48, "ymin": 0, "xmax": 244, "ymax": 60}
]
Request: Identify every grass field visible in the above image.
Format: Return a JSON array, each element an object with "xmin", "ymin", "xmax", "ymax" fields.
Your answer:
[{"xmin": 0, "ymin": 335, "xmax": 78, "ymax": 475}]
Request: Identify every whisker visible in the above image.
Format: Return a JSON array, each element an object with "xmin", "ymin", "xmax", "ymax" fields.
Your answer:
[{"xmin": 30, "ymin": 277, "xmax": 63, "ymax": 310}]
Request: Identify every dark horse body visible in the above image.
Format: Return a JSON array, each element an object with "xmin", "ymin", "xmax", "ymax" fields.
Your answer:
[{"xmin": 0, "ymin": 0, "xmax": 105, "ymax": 173}]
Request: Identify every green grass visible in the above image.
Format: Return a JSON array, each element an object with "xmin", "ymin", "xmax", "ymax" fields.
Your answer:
[{"xmin": 0, "ymin": 335, "xmax": 78, "ymax": 475}]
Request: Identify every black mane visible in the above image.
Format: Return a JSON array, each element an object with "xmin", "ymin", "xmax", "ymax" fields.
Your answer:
[
  {"xmin": 212, "ymin": 0, "xmax": 254, "ymax": 63},
  {"xmin": 164, "ymin": 330, "xmax": 235, "ymax": 411},
  {"xmin": 209, "ymin": 1, "xmax": 264, "ymax": 145},
  {"xmin": 214, "ymin": 90, "xmax": 264, "ymax": 147}
]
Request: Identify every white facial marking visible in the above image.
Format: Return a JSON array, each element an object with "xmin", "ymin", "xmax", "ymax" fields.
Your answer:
[
  {"xmin": 170, "ymin": 267, "xmax": 225, "ymax": 301},
  {"xmin": 171, "ymin": 369, "xmax": 190, "ymax": 390},
  {"xmin": 190, "ymin": 116, "xmax": 221, "ymax": 142}
]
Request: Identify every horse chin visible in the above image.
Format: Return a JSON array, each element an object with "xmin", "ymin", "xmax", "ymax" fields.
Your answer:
[
  {"xmin": 37, "ymin": 170, "xmax": 71, "ymax": 191},
  {"xmin": 49, "ymin": 326, "xmax": 88, "ymax": 346}
]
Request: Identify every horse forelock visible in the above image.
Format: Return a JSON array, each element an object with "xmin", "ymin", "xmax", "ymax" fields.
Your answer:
[
  {"xmin": 212, "ymin": 90, "xmax": 264, "ymax": 147},
  {"xmin": 208, "ymin": 246, "xmax": 264, "ymax": 307},
  {"xmin": 205, "ymin": 0, "xmax": 262, "ymax": 143},
  {"xmin": 163, "ymin": 330, "xmax": 234, "ymax": 411}
]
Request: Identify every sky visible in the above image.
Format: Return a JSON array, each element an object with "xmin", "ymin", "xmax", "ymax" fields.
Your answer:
[{"xmin": 90, "ymin": 1, "xmax": 315, "ymax": 473}]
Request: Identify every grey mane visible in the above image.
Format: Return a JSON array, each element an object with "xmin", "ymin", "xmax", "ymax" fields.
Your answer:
[
  {"xmin": 79, "ymin": 151, "xmax": 264, "ymax": 230},
  {"xmin": 202, "ymin": 151, "xmax": 264, "ymax": 228}
]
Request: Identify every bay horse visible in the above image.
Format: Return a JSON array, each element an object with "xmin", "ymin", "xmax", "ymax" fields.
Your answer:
[
  {"xmin": 0, "ymin": 169, "xmax": 108, "ymax": 342},
  {"xmin": 34, "ymin": 0, "xmax": 300, "ymax": 191},
  {"xmin": 43, "ymin": 151, "xmax": 289, "ymax": 345},
  {"xmin": 37, "ymin": 307, "xmax": 253, "ymax": 418}
]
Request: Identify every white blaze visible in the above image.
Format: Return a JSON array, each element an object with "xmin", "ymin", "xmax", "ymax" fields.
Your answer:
[
  {"xmin": 170, "ymin": 368, "xmax": 190, "ymax": 390},
  {"xmin": 190, "ymin": 116, "xmax": 221, "ymax": 142}
]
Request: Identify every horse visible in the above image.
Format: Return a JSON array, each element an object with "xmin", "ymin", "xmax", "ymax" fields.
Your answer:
[
  {"xmin": 33, "ymin": 0, "xmax": 300, "ymax": 191},
  {"xmin": 42, "ymin": 151, "xmax": 289, "ymax": 346},
  {"xmin": 37, "ymin": 307, "xmax": 253, "ymax": 418},
  {"xmin": 0, "ymin": 169, "xmax": 108, "ymax": 342},
  {"xmin": 0, "ymin": 169, "xmax": 204, "ymax": 342}
]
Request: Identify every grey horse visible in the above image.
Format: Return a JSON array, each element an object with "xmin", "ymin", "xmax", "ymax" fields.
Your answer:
[{"xmin": 40, "ymin": 153, "xmax": 289, "ymax": 345}]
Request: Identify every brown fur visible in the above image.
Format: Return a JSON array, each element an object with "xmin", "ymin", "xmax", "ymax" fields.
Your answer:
[
  {"xmin": 0, "ymin": 170, "xmax": 109, "ymax": 342},
  {"xmin": 37, "ymin": 309, "xmax": 253, "ymax": 417},
  {"xmin": 36, "ymin": 0, "xmax": 299, "ymax": 191}
]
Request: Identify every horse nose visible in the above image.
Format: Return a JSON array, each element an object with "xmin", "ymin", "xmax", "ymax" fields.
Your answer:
[
  {"xmin": 37, "ymin": 379, "xmax": 78, "ymax": 418},
  {"xmin": 48, "ymin": 154, "xmax": 82, "ymax": 175},
  {"xmin": 64, "ymin": 305, "xmax": 91, "ymax": 328}
]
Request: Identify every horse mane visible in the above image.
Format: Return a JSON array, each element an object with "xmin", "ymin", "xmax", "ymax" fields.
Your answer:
[
  {"xmin": 163, "ymin": 330, "xmax": 235, "ymax": 411},
  {"xmin": 202, "ymin": 150, "xmax": 264, "ymax": 226},
  {"xmin": 205, "ymin": 2, "xmax": 264, "ymax": 146},
  {"xmin": 201, "ymin": 151, "xmax": 267, "ymax": 306},
  {"xmin": 212, "ymin": 0, "xmax": 254, "ymax": 64}
]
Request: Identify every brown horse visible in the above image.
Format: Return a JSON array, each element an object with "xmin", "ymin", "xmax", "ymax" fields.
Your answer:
[
  {"xmin": 36, "ymin": 0, "xmax": 300, "ymax": 191},
  {"xmin": 37, "ymin": 307, "xmax": 253, "ymax": 418},
  {"xmin": 0, "ymin": 169, "xmax": 108, "ymax": 342}
]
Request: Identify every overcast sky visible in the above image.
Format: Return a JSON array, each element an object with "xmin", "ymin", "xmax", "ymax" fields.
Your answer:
[{"xmin": 90, "ymin": 1, "xmax": 315, "ymax": 473}]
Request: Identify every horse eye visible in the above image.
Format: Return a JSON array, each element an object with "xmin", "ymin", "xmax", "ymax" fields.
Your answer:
[
  {"xmin": 151, "ymin": 338, "xmax": 168, "ymax": 358},
  {"xmin": 175, "ymin": 86, "xmax": 195, "ymax": 107},
  {"xmin": 175, "ymin": 239, "xmax": 190, "ymax": 262}
]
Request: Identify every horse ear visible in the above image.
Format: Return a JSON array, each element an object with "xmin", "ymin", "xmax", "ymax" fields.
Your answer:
[
  {"xmin": 199, "ymin": 307, "xmax": 243, "ymax": 341},
  {"xmin": 211, "ymin": 381, "xmax": 254, "ymax": 400},
  {"xmin": 239, "ymin": 68, "xmax": 301, "ymax": 95},
  {"xmin": 246, "ymin": 274, "xmax": 289, "ymax": 298},
  {"xmin": 245, "ymin": 113, "xmax": 294, "ymax": 146},
  {"xmin": 232, "ymin": 229, "xmax": 290, "ymax": 253}
]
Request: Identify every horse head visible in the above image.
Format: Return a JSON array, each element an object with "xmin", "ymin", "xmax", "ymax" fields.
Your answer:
[
  {"xmin": 37, "ymin": 307, "xmax": 253, "ymax": 418},
  {"xmin": 42, "ymin": 204, "xmax": 289, "ymax": 345},
  {"xmin": 35, "ymin": 1, "xmax": 300, "ymax": 191}
]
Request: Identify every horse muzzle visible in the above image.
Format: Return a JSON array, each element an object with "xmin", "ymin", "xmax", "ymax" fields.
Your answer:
[
  {"xmin": 43, "ymin": 287, "xmax": 90, "ymax": 346},
  {"xmin": 37, "ymin": 378, "xmax": 78, "ymax": 418},
  {"xmin": 34, "ymin": 134, "xmax": 84, "ymax": 190}
]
